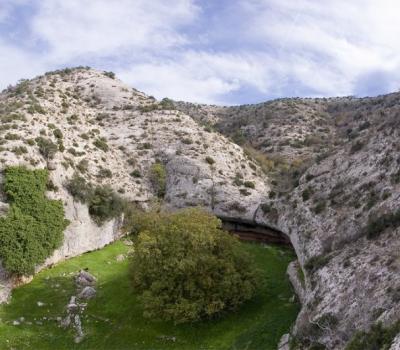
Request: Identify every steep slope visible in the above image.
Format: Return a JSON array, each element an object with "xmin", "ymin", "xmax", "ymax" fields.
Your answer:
[
  {"xmin": 176, "ymin": 95, "xmax": 400, "ymax": 349},
  {"xmin": 0, "ymin": 67, "xmax": 268, "ymax": 302}
]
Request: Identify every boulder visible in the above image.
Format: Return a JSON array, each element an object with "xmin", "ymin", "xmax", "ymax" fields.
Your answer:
[
  {"xmin": 78, "ymin": 286, "xmax": 96, "ymax": 300},
  {"xmin": 75, "ymin": 270, "xmax": 96, "ymax": 287}
]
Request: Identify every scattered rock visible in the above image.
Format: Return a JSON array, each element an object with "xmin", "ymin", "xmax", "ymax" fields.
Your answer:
[
  {"xmin": 75, "ymin": 270, "xmax": 96, "ymax": 287},
  {"xmin": 46, "ymin": 160, "xmax": 57, "ymax": 170},
  {"xmin": 78, "ymin": 286, "xmax": 96, "ymax": 300},
  {"xmin": 115, "ymin": 254, "xmax": 126, "ymax": 262},
  {"xmin": 67, "ymin": 296, "xmax": 79, "ymax": 312}
]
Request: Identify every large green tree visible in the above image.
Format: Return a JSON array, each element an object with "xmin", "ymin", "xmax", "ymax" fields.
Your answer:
[{"xmin": 130, "ymin": 208, "xmax": 260, "ymax": 323}]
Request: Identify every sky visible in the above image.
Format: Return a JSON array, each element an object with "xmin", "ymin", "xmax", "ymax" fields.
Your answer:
[{"xmin": 1, "ymin": 0, "xmax": 400, "ymax": 105}]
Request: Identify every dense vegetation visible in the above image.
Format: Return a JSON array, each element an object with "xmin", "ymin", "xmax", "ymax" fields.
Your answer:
[
  {"xmin": 0, "ymin": 240, "xmax": 299, "ymax": 350},
  {"xmin": 65, "ymin": 174, "xmax": 126, "ymax": 224},
  {"xmin": 0, "ymin": 167, "xmax": 69, "ymax": 275},
  {"xmin": 130, "ymin": 208, "xmax": 260, "ymax": 323}
]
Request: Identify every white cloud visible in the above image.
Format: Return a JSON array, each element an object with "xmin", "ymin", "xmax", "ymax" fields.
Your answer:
[
  {"xmin": 118, "ymin": 51, "xmax": 277, "ymax": 104},
  {"xmin": 31, "ymin": 0, "xmax": 199, "ymax": 61},
  {"xmin": 238, "ymin": 0, "xmax": 400, "ymax": 96},
  {"xmin": 2, "ymin": 0, "xmax": 400, "ymax": 102},
  {"xmin": 0, "ymin": 39, "xmax": 48, "ymax": 90}
]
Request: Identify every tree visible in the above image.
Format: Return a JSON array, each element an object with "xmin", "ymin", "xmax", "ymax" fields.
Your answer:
[
  {"xmin": 0, "ymin": 167, "xmax": 69, "ymax": 275},
  {"xmin": 130, "ymin": 208, "xmax": 260, "ymax": 323}
]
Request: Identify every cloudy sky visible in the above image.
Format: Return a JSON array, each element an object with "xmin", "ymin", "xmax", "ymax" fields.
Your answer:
[{"xmin": 1, "ymin": 0, "xmax": 400, "ymax": 105}]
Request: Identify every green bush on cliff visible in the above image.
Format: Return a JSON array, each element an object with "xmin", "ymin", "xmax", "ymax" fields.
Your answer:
[
  {"xmin": 0, "ymin": 167, "xmax": 69, "ymax": 275},
  {"xmin": 149, "ymin": 162, "xmax": 166, "ymax": 198},
  {"xmin": 65, "ymin": 174, "xmax": 126, "ymax": 224},
  {"xmin": 130, "ymin": 208, "xmax": 260, "ymax": 324},
  {"xmin": 345, "ymin": 321, "xmax": 400, "ymax": 350}
]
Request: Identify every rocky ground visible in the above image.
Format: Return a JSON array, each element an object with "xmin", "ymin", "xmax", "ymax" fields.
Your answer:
[{"xmin": 0, "ymin": 67, "xmax": 399, "ymax": 349}]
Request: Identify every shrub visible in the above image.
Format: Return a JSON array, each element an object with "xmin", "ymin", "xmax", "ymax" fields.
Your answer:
[
  {"xmin": 103, "ymin": 71, "xmax": 116, "ymax": 79},
  {"xmin": 36, "ymin": 137, "xmax": 58, "ymax": 159},
  {"xmin": 76, "ymin": 159, "xmax": 89, "ymax": 173},
  {"xmin": 97, "ymin": 167, "xmax": 112, "ymax": 178},
  {"xmin": 130, "ymin": 169, "xmax": 141, "ymax": 178},
  {"xmin": 93, "ymin": 137, "xmax": 109, "ymax": 152},
  {"xmin": 345, "ymin": 321, "xmax": 400, "ymax": 350},
  {"xmin": 349, "ymin": 140, "xmax": 364, "ymax": 154},
  {"xmin": 65, "ymin": 174, "xmax": 92, "ymax": 203},
  {"xmin": 53, "ymin": 128, "xmax": 63, "ymax": 139},
  {"xmin": 5, "ymin": 133, "xmax": 20, "ymax": 140},
  {"xmin": 302, "ymin": 188, "xmax": 312, "ymax": 201},
  {"xmin": 313, "ymin": 201, "xmax": 326, "ymax": 214},
  {"xmin": 149, "ymin": 163, "xmax": 166, "ymax": 198},
  {"xmin": 130, "ymin": 208, "xmax": 260, "ymax": 324},
  {"xmin": 304, "ymin": 254, "xmax": 331, "ymax": 272},
  {"xmin": 65, "ymin": 175, "xmax": 125, "ymax": 224},
  {"xmin": 205, "ymin": 156, "xmax": 215, "ymax": 165},
  {"xmin": 181, "ymin": 138, "xmax": 193, "ymax": 144},
  {"xmin": 12, "ymin": 146, "xmax": 28, "ymax": 155},
  {"xmin": 88, "ymin": 186, "xmax": 126, "ymax": 224},
  {"xmin": 365, "ymin": 210, "xmax": 400, "ymax": 239},
  {"xmin": 231, "ymin": 130, "xmax": 246, "ymax": 145},
  {"xmin": 244, "ymin": 181, "xmax": 255, "ymax": 189},
  {"xmin": 0, "ymin": 167, "xmax": 69, "ymax": 275},
  {"xmin": 159, "ymin": 97, "xmax": 175, "ymax": 110}
]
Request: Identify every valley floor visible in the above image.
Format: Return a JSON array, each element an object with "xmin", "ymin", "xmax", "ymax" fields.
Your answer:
[{"xmin": 0, "ymin": 240, "xmax": 299, "ymax": 350}]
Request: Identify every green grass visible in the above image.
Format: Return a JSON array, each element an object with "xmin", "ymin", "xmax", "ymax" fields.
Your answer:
[{"xmin": 0, "ymin": 241, "xmax": 299, "ymax": 350}]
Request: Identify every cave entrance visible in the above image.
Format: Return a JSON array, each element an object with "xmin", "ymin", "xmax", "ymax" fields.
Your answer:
[{"xmin": 220, "ymin": 217, "xmax": 292, "ymax": 246}]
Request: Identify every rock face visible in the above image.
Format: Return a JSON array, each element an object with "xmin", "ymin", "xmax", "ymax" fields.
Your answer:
[{"xmin": 0, "ymin": 67, "xmax": 399, "ymax": 349}]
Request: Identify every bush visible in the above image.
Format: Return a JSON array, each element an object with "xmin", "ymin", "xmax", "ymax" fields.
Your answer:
[
  {"xmin": 35, "ymin": 137, "xmax": 58, "ymax": 159},
  {"xmin": 365, "ymin": 210, "xmax": 400, "ymax": 239},
  {"xmin": 0, "ymin": 167, "xmax": 69, "ymax": 275},
  {"xmin": 53, "ymin": 128, "xmax": 63, "ymax": 139},
  {"xmin": 149, "ymin": 163, "xmax": 166, "ymax": 198},
  {"xmin": 244, "ymin": 181, "xmax": 255, "ymax": 189},
  {"xmin": 93, "ymin": 137, "xmax": 109, "ymax": 152},
  {"xmin": 159, "ymin": 98, "xmax": 175, "ymax": 110},
  {"xmin": 302, "ymin": 188, "xmax": 312, "ymax": 201},
  {"xmin": 205, "ymin": 156, "xmax": 215, "ymax": 165},
  {"xmin": 65, "ymin": 175, "xmax": 126, "ymax": 224},
  {"xmin": 130, "ymin": 169, "xmax": 141, "ymax": 178},
  {"xmin": 65, "ymin": 174, "xmax": 92, "ymax": 203},
  {"xmin": 304, "ymin": 254, "xmax": 331, "ymax": 272},
  {"xmin": 345, "ymin": 321, "xmax": 400, "ymax": 350},
  {"xmin": 130, "ymin": 208, "xmax": 260, "ymax": 324},
  {"xmin": 103, "ymin": 71, "xmax": 115, "ymax": 79},
  {"xmin": 88, "ymin": 186, "xmax": 126, "ymax": 224},
  {"xmin": 97, "ymin": 167, "xmax": 112, "ymax": 178}
]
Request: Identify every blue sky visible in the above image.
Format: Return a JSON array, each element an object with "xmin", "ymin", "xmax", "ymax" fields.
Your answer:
[{"xmin": 1, "ymin": 0, "xmax": 400, "ymax": 105}]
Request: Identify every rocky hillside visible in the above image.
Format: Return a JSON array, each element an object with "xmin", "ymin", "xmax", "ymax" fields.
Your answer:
[
  {"xmin": 176, "ymin": 95, "xmax": 400, "ymax": 349},
  {"xmin": 0, "ymin": 67, "xmax": 267, "ymax": 302},
  {"xmin": 0, "ymin": 67, "xmax": 399, "ymax": 349}
]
